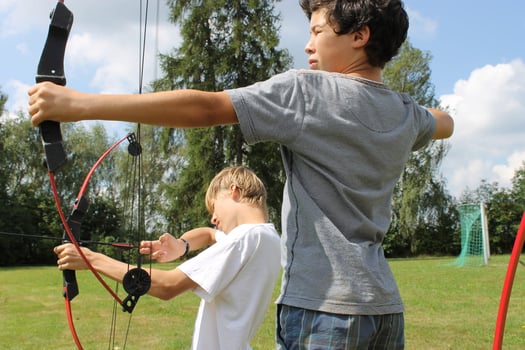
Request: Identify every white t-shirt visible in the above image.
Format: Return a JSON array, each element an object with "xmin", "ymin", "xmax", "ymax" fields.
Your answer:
[{"xmin": 177, "ymin": 223, "xmax": 281, "ymax": 350}]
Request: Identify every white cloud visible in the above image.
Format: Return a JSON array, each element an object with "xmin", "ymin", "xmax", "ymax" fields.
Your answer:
[
  {"xmin": 3, "ymin": 79, "xmax": 30, "ymax": 116},
  {"xmin": 15, "ymin": 42, "xmax": 29, "ymax": 55},
  {"xmin": 62, "ymin": 1, "xmax": 181, "ymax": 93},
  {"xmin": 0, "ymin": 0, "xmax": 49, "ymax": 38},
  {"xmin": 406, "ymin": 7, "xmax": 438, "ymax": 39},
  {"xmin": 65, "ymin": 31, "xmax": 136, "ymax": 93},
  {"xmin": 440, "ymin": 59, "xmax": 525, "ymax": 197},
  {"xmin": 493, "ymin": 151, "xmax": 525, "ymax": 188},
  {"xmin": 1, "ymin": 0, "xmax": 182, "ymax": 120}
]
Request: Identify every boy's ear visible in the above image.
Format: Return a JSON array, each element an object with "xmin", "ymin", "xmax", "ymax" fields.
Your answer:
[
  {"xmin": 352, "ymin": 25, "xmax": 370, "ymax": 48},
  {"xmin": 229, "ymin": 183, "xmax": 241, "ymax": 200}
]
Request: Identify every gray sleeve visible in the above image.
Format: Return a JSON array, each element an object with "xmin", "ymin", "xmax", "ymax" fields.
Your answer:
[
  {"xmin": 226, "ymin": 70, "xmax": 307, "ymax": 145},
  {"xmin": 411, "ymin": 102, "xmax": 437, "ymax": 151}
]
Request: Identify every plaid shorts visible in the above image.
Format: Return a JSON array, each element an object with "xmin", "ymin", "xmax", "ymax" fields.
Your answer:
[{"xmin": 276, "ymin": 304, "xmax": 404, "ymax": 350}]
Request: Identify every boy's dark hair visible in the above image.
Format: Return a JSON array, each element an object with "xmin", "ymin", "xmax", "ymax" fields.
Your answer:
[{"xmin": 300, "ymin": 0, "xmax": 408, "ymax": 68}]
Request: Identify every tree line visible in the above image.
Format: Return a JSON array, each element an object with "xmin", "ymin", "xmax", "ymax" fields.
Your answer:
[{"xmin": 1, "ymin": 1, "xmax": 524, "ymax": 265}]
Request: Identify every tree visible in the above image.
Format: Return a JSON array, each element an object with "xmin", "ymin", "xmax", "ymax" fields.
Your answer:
[
  {"xmin": 0, "ymin": 115, "xmax": 62, "ymax": 265},
  {"xmin": 456, "ymin": 166, "xmax": 525, "ymax": 256},
  {"xmin": 0, "ymin": 116, "xmax": 134, "ymax": 265},
  {"xmin": 510, "ymin": 162, "xmax": 525, "ymax": 208},
  {"xmin": 0, "ymin": 88, "xmax": 9, "ymax": 232},
  {"xmin": 0, "ymin": 86, "xmax": 6, "ymax": 115},
  {"xmin": 489, "ymin": 163, "xmax": 525, "ymax": 254},
  {"xmin": 458, "ymin": 179, "xmax": 500, "ymax": 205},
  {"xmin": 487, "ymin": 188, "xmax": 519, "ymax": 254},
  {"xmin": 154, "ymin": 0, "xmax": 292, "ymax": 233},
  {"xmin": 383, "ymin": 40, "xmax": 457, "ymax": 256}
]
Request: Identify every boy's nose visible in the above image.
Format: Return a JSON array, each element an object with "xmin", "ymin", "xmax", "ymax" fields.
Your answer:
[
  {"xmin": 304, "ymin": 34, "xmax": 315, "ymax": 55},
  {"xmin": 304, "ymin": 40, "xmax": 314, "ymax": 55}
]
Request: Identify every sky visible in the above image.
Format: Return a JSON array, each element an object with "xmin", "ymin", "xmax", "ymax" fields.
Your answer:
[{"xmin": 1, "ymin": 0, "xmax": 524, "ymax": 199}]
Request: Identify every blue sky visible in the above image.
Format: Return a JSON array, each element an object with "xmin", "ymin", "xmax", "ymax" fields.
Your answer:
[{"xmin": 1, "ymin": 0, "xmax": 524, "ymax": 198}]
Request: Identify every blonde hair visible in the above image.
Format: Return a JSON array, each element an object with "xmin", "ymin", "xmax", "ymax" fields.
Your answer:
[{"xmin": 205, "ymin": 166, "xmax": 268, "ymax": 219}]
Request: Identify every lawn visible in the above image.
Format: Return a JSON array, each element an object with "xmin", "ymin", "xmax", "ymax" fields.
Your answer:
[{"xmin": 1, "ymin": 255, "xmax": 524, "ymax": 349}]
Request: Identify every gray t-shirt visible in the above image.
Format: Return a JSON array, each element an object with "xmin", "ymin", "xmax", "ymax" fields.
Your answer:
[{"xmin": 226, "ymin": 69, "xmax": 436, "ymax": 315}]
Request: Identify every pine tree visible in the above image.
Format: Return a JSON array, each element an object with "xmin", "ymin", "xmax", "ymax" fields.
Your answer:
[
  {"xmin": 154, "ymin": 0, "xmax": 292, "ymax": 232},
  {"xmin": 383, "ymin": 40, "xmax": 457, "ymax": 256}
]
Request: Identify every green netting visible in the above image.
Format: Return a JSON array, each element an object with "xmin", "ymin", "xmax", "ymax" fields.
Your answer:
[{"xmin": 450, "ymin": 203, "xmax": 488, "ymax": 267}]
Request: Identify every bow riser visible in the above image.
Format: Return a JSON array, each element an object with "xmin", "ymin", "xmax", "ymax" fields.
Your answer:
[{"xmin": 36, "ymin": 1, "xmax": 73, "ymax": 173}]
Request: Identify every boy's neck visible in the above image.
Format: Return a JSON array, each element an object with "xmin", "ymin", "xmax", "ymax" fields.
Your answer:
[
  {"xmin": 346, "ymin": 66, "xmax": 382, "ymax": 83},
  {"xmin": 224, "ymin": 208, "xmax": 267, "ymax": 234}
]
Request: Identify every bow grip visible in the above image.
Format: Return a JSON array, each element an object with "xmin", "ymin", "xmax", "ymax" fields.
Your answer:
[
  {"xmin": 39, "ymin": 121, "xmax": 67, "ymax": 172},
  {"xmin": 62, "ymin": 195, "xmax": 89, "ymax": 301},
  {"xmin": 36, "ymin": 1, "xmax": 73, "ymax": 172}
]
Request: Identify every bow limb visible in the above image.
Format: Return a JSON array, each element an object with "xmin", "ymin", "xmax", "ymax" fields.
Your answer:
[
  {"xmin": 63, "ymin": 132, "xmax": 146, "ymax": 312},
  {"xmin": 53, "ymin": 133, "xmax": 137, "ymax": 308},
  {"xmin": 47, "ymin": 132, "xmax": 145, "ymax": 349},
  {"xmin": 493, "ymin": 211, "xmax": 525, "ymax": 349}
]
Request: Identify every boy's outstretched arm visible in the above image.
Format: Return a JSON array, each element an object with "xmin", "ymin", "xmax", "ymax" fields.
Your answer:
[
  {"xmin": 140, "ymin": 228, "xmax": 217, "ymax": 263},
  {"xmin": 427, "ymin": 108, "xmax": 454, "ymax": 139},
  {"xmin": 54, "ymin": 243, "xmax": 197, "ymax": 300},
  {"xmin": 28, "ymin": 82, "xmax": 238, "ymax": 128}
]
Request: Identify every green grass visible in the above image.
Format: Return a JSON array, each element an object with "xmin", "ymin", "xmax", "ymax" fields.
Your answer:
[{"xmin": 1, "ymin": 256, "xmax": 524, "ymax": 349}]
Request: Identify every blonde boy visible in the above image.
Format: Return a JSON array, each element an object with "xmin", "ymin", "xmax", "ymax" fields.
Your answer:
[{"xmin": 55, "ymin": 166, "xmax": 281, "ymax": 350}]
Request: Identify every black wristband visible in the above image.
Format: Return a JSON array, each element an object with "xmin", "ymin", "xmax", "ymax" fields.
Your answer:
[{"xmin": 180, "ymin": 238, "xmax": 190, "ymax": 257}]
